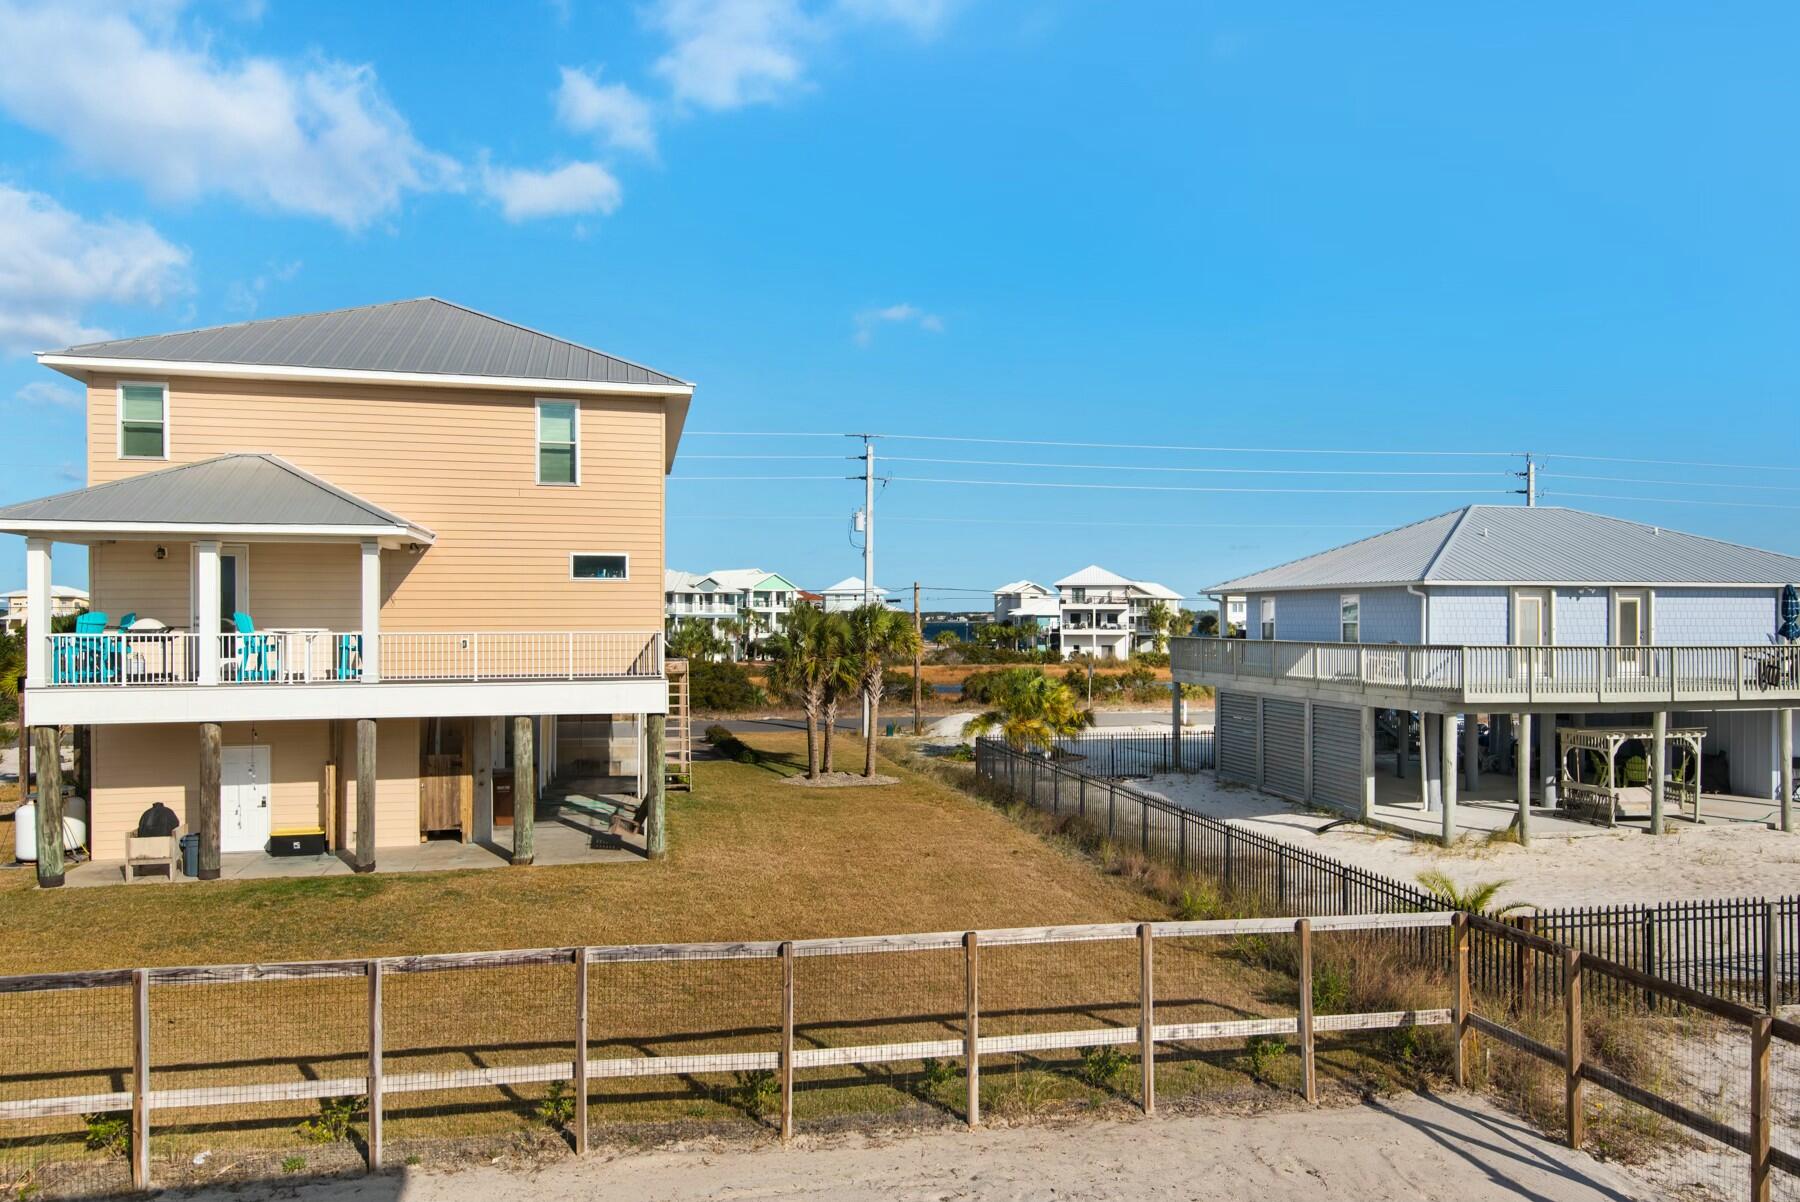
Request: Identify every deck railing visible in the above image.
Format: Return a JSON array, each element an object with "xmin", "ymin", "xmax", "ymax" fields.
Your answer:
[
  {"xmin": 1171, "ymin": 636, "xmax": 1800, "ymax": 706},
  {"xmin": 41, "ymin": 631, "xmax": 663, "ymax": 687}
]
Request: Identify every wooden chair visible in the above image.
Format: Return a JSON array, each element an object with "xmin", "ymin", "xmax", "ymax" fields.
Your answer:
[{"xmin": 124, "ymin": 829, "xmax": 181, "ymax": 883}]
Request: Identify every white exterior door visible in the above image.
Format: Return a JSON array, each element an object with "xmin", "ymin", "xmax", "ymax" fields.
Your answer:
[{"xmin": 222, "ymin": 745, "xmax": 273, "ymax": 853}]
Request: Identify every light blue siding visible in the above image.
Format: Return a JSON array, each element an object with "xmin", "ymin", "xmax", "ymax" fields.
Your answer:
[
  {"xmin": 1273, "ymin": 591, "xmax": 1340, "ymax": 641},
  {"xmin": 1654, "ymin": 588, "xmax": 1776, "ymax": 645},
  {"xmin": 1360, "ymin": 587, "xmax": 1423, "ymax": 643},
  {"xmin": 1428, "ymin": 587, "xmax": 1508, "ymax": 644},
  {"xmin": 1556, "ymin": 589, "xmax": 1607, "ymax": 644}
]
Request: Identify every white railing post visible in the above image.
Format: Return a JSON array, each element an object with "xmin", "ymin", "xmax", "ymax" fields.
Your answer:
[
  {"xmin": 473, "ymin": 633, "xmax": 481, "ymax": 681},
  {"xmin": 196, "ymin": 540, "xmax": 222, "ymax": 686},
  {"xmin": 569, "ymin": 630, "xmax": 576, "ymax": 680}
]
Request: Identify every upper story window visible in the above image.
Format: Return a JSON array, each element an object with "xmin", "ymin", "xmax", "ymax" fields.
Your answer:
[
  {"xmin": 571, "ymin": 553, "xmax": 627, "ymax": 580},
  {"xmin": 1339, "ymin": 594, "xmax": 1361, "ymax": 643},
  {"xmin": 1259, "ymin": 597, "xmax": 1275, "ymax": 641},
  {"xmin": 537, "ymin": 400, "xmax": 579, "ymax": 485},
  {"xmin": 118, "ymin": 382, "xmax": 168, "ymax": 459}
]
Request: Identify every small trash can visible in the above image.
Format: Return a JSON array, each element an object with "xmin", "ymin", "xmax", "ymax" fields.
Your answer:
[{"xmin": 180, "ymin": 833, "xmax": 200, "ymax": 878}]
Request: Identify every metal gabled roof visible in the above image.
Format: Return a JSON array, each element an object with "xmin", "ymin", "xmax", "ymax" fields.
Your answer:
[
  {"xmin": 42, "ymin": 298, "xmax": 690, "ymax": 389},
  {"xmin": 0, "ymin": 453, "xmax": 434, "ymax": 541},
  {"xmin": 1211, "ymin": 505, "xmax": 1800, "ymax": 591}
]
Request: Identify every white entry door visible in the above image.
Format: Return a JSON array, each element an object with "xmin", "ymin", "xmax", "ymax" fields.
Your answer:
[{"xmin": 222, "ymin": 745, "xmax": 273, "ymax": 853}]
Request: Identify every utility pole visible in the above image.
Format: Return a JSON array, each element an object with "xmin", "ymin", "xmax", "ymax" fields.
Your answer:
[
  {"xmin": 860, "ymin": 437, "xmax": 876, "ymax": 737},
  {"xmin": 913, "ymin": 582, "xmax": 923, "ymax": 735},
  {"xmin": 1515, "ymin": 453, "xmax": 1537, "ymax": 507}
]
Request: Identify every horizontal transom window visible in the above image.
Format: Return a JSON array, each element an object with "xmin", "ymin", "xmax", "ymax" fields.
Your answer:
[{"xmin": 571, "ymin": 553, "xmax": 628, "ymax": 580}]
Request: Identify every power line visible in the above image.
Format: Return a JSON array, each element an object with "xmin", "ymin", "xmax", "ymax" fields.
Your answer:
[
  {"xmin": 1544, "ymin": 452, "xmax": 1800, "ymax": 473},
  {"xmin": 670, "ymin": 513, "xmax": 1388, "ymax": 529},
  {"xmin": 878, "ymin": 455, "xmax": 1508, "ymax": 477},
  {"xmin": 882, "ymin": 475, "xmax": 1517, "ymax": 495},
  {"xmin": 1543, "ymin": 472, "xmax": 1800, "ymax": 493},
  {"xmin": 1543, "ymin": 491, "xmax": 1800, "ymax": 512},
  {"xmin": 691, "ymin": 429, "xmax": 1522, "ymax": 457}
]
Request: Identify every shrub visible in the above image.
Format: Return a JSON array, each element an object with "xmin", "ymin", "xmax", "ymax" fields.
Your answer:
[
  {"xmin": 703, "ymin": 724, "xmax": 761, "ymax": 764},
  {"xmin": 82, "ymin": 1112, "xmax": 130, "ymax": 1158},
  {"xmin": 732, "ymin": 1069, "xmax": 779, "ymax": 1117},
  {"xmin": 296, "ymin": 1096, "xmax": 363, "ymax": 1144},
  {"xmin": 883, "ymin": 670, "xmax": 918, "ymax": 703},
  {"xmin": 1077, "ymin": 1045, "xmax": 1129, "ymax": 1088},
  {"xmin": 1243, "ymin": 1035, "xmax": 1288, "ymax": 1084},
  {"xmin": 1312, "ymin": 962, "xmax": 1351, "ymax": 1015},
  {"xmin": 919, "ymin": 1057, "xmax": 957, "ymax": 1090},
  {"xmin": 535, "ymin": 1080, "xmax": 576, "ymax": 1129},
  {"xmin": 689, "ymin": 661, "xmax": 767, "ymax": 711},
  {"xmin": 281, "ymin": 1156, "xmax": 306, "ymax": 1174}
]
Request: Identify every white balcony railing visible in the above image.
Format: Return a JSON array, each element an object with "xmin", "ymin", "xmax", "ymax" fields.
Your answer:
[
  {"xmin": 42, "ymin": 631, "xmax": 663, "ymax": 688},
  {"xmin": 1170, "ymin": 637, "xmax": 1800, "ymax": 706}
]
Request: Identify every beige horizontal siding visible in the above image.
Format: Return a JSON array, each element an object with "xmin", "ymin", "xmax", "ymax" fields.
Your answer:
[
  {"xmin": 90, "ymin": 541, "xmax": 360, "ymax": 631},
  {"xmin": 85, "ymin": 375, "xmax": 667, "ymax": 632},
  {"xmin": 89, "ymin": 718, "xmax": 422, "ymax": 858}
]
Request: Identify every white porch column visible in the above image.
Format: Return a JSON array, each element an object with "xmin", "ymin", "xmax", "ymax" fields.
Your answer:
[
  {"xmin": 1780, "ymin": 709, "xmax": 1793, "ymax": 834},
  {"xmin": 1650, "ymin": 709, "xmax": 1667, "ymax": 836},
  {"xmin": 195, "ymin": 540, "xmax": 222, "ymax": 686},
  {"xmin": 1441, "ymin": 709, "xmax": 1458, "ymax": 847},
  {"xmin": 1515, "ymin": 713, "xmax": 1533, "ymax": 846},
  {"xmin": 360, "ymin": 539, "xmax": 382, "ymax": 683},
  {"xmin": 1359, "ymin": 706, "xmax": 1377, "ymax": 822},
  {"xmin": 23, "ymin": 538, "xmax": 51, "ymax": 687},
  {"xmin": 1538, "ymin": 715, "xmax": 1558, "ymax": 808},
  {"xmin": 1463, "ymin": 713, "xmax": 1480, "ymax": 792}
]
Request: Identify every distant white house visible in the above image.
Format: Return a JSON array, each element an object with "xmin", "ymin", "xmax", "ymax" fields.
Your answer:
[
  {"xmin": 819, "ymin": 576, "xmax": 898, "ymax": 612},
  {"xmin": 992, "ymin": 580, "xmax": 1060, "ymax": 646},
  {"xmin": 1, "ymin": 585, "xmax": 87, "ymax": 632},
  {"xmin": 1217, "ymin": 594, "xmax": 1248, "ymax": 634},
  {"xmin": 665, "ymin": 569, "xmax": 800, "ymax": 645},
  {"xmin": 1053, "ymin": 566, "xmax": 1181, "ymax": 659}
]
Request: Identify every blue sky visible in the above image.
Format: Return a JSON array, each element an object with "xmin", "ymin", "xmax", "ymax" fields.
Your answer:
[{"xmin": 2, "ymin": 2, "xmax": 1798, "ymax": 607}]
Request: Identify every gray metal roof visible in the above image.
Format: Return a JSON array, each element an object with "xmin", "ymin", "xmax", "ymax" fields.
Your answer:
[
  {"xmin": 0, "ymin": 453, "xmax": 433, "ymax": 538},
  {"xmin": 1211, "ymin": 506, "xmax": 1800, "ymax": 591},
  {"xmin": 46, "ymin": 298, "xmax": 689, "ymax": 388}
]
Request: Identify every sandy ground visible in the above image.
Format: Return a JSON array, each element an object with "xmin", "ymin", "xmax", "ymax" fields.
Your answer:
[
  {"xmin": 163, "ymin": 1093, "xmax": 1649, "ymax": 1202},
  {"xmin": 1138, "ymin": 771, "xmax": 1800, "ymax": 910}
]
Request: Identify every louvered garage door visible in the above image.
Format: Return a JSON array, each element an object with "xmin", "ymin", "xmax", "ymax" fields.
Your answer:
[
  {"xmin": 1310, "ymin": 704, "xmax": 1361, "ymax": 812},
  {"xmin": 1216, "ymin": 691, "xmax": 1259, "ymax": 783},
  {"xmin": 1260, "ymin": 699, "xmax": 1306, "ymax": 799}
]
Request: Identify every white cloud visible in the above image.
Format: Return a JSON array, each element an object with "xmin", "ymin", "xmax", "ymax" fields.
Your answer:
[
  {"xmin": 0, "ymin": 182, "xmax": 191, "ymax": 356},
  {"xmin": 482, "ymin": 161, "xmax": 623, "ymax": 222},
  {"xmin": 854, "ymin": 302, "xmax": 943, "ymax": 345},
  {"xmin": 224, "ymin": 258, "xmax": 303, "ymax": 315},
  {"xmin": 556, "ymin": 66, "xmax": 657, "ymax": 156},
  {"xmin": 15, "ymin": 380, "xmax": 84, "ymax": 407},
  {"xmin": 0, "ymin": 1, "xmax": 457, "ymax": 229},
  {"xmin": 835, "ymin": 0, "xmax": 956, "ymax": 35}
]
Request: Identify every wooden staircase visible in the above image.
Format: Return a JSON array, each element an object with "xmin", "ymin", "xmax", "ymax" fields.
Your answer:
[{"xmin": 665, "ymin": 658, "xmax": 692, "ymax": 790}]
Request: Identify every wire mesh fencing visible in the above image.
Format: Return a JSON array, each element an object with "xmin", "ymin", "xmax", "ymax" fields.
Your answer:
[{"xmin": 0, "ymin": 912, "xmax": 1463, "ymax": 1194}]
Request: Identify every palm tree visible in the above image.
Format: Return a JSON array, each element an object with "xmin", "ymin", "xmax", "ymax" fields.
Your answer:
[
  {"xmin": 962, "ymin": 667, "xmax": 1093, "ymax": 753},
  {"xmin": 846, "ymin": 603, "xmax": 923, "ymax": 777},
  {"xmin": 817, "ymin": 612, "xmax": 857, "ymax": 774},
  {"xmin": 667, "ymin": 618, "xmax": 726, "ymax": 663},
  {"xmin": 1144, "ymin": 600, "xmax": 1176, "ymax": 653},
  {"xmin": 768, "ymin": 605, "xmax": 852, "ymax": 779},
  {"xmin": 1416, "ymin": 870, "xmax": 1530, "ymax": 917}
]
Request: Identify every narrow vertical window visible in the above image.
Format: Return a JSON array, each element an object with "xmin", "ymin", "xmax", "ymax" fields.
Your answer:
[
  {"xmin": 1340, "ymin": 594, "xmax": 1361, "ymax": 643},
  {"xmin": 537, "ymin": 400, "xmax": 578, "ymax": 484},
  {"xmin": 119, "ymin": 383, "xmax": 168, "ymax": 458},
  {"xmin": 1260, "ymin": 597, "xmax": 1276, "ymax": 641}
]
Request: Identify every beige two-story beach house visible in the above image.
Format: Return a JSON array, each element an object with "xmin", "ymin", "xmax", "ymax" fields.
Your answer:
[{"xmin": 3, "ymin": 299, "xmax": 693, "ymax": 885}]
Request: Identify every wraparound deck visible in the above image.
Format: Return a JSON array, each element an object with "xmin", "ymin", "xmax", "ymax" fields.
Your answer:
[{"xmin": 1171, "ymin": 636, "xmax": 1800, "ymax": 712}]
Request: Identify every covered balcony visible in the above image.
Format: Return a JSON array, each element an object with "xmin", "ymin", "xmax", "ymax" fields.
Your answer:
[{"xmin": 2, "ymin": 454, "xmax": 664, "ymax": 726}]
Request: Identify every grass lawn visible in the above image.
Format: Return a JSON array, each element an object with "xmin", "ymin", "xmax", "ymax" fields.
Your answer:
[
  {"xmin": 0, "ymin": 732, "xmax": 1169, "ymax": 973},
  {"xmin": 0, "ymin": 733, "xmax": 1447, "ymax": 1195}
]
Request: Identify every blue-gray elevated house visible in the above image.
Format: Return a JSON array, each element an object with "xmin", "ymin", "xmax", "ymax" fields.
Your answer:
[{"xmin": 1169, "ymin": 505, "xmax": 1799, "ymax": 843}]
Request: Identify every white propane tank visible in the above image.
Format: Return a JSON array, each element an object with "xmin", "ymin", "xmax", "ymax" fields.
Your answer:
[{"xmin": 11, "ymin": 795, "xmax": 89, "ymax": 862}]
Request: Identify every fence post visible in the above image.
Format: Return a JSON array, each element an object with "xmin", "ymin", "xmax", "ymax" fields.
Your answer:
[
  {"xmin": 1078, "ymin": 774, "xmax": 1086, "ymax": 819},
  {"xmin": 1764, "ymin": 900, "xmax": 1777, "ymax": 1016},
  {"xmin": 964, "ymin": 931, "xmax": 980, "ymax": 1129},
  {"xmin": 1141, "ymin": 796, "xmax": 1150, "ymax": 858},
  {"xmin": 572, "ymin": 947, "xmax": 589, "ymax": 1155},
  {"xmin": 1563, "ymin": 947, "xmax": 1582, "ymax": 1150},
  {"xmin": 1296, "ymin": 918, "xmax": 1317, "ymax": 1104},
  {"xmin": 1108, "ymin": 784, "xmax": 1116, "ymax": 841},
  {"xmin": 1178, "ymin": 815, "xmax": 1188, "ymax": 873},
  {"xmin": 1139, "ymin": 923, "xmax": 1155, "ymax": 1115},
  {"xmin": 131, "ymin": 967, "xmax": 150, "ymax": 1191},
  {"xmin": 1643, "ymin": 911, "xmax": 1657, "ymax": 1011},
  {"xmin": 1451, "ymin": 913, "xmax": 1469, "ymax": 1088},
  {"xmin": 1751, "ymin": 1014, "xmax": 1772, "ymax": 1202},
  {"xmin": 1515, "ymin": 915, "xmax": 1536, "ymax": 1007},
  {"xmin": 779, "ymin": 941, "xmax": 795, "ymax": 1142},
  {"xmin": 1223, "ymin": 828, "xmax": 1234, "ymax": 891},
  {"xmin": 1276, "ymin": 847, "xmax": 1287, "ymax": 908},
  {"xmin": 367, "ymin": 958, "xmax": 383, "ymax": 1171}
]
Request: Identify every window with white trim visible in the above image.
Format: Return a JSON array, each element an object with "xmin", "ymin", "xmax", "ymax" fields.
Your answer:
[
  {"xmin": 1259, "ymin": 597, "xmax": 1275, "ymax": 641},
  {"xmin": 537, "ymin": 400, "xmax": 579, "ymax": 484},
  {"xmin": 119, "ymin": 382, "xmax": 168, "ymax": 458},
  {"xmin": 1614, "ymin": 590, "xmax": 1649, "ymax": 647},
  {"xmin": 1340, "ymin": 593, "xmax": 1361, "ymax": 643},
  {"xmin": 571, "ymin": 553, "xmax": 628, "ymax": 580}
]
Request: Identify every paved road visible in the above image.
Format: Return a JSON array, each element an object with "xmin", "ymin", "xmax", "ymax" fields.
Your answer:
[{"xmin": 168, "ymin": 1092, "xmax": 1647, "ymax": 1202}]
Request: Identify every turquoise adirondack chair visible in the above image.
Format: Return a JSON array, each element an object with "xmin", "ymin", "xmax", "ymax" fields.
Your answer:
[
  {"xmin": 233, "ymin": 612, "xmax": 279, "ymax": 682},
  {"xmin": 333, "ymin": 633, "xmax": 363, "ymax": 680},
  {"xmin": 56, "ymin": 611, "xmax": 111, "ymax": 683}
]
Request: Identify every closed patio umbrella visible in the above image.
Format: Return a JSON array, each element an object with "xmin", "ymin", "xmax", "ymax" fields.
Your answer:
[{"xmin": 1781, "ymin": 584, "xmax": 1800, "ymax": 642}]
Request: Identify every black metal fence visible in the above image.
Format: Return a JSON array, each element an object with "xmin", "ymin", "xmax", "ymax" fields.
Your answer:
[
  {"xmin": 976, "ymin": 737, "xmax": 1434, "ymax": 918},
  {"xmin": 1051, "ymin": 730, "xmax": 1215, "ymax": 777},
  {"xmin": 975, "ymin": 733, "xmax": 1800, "ymax": 1013}
]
